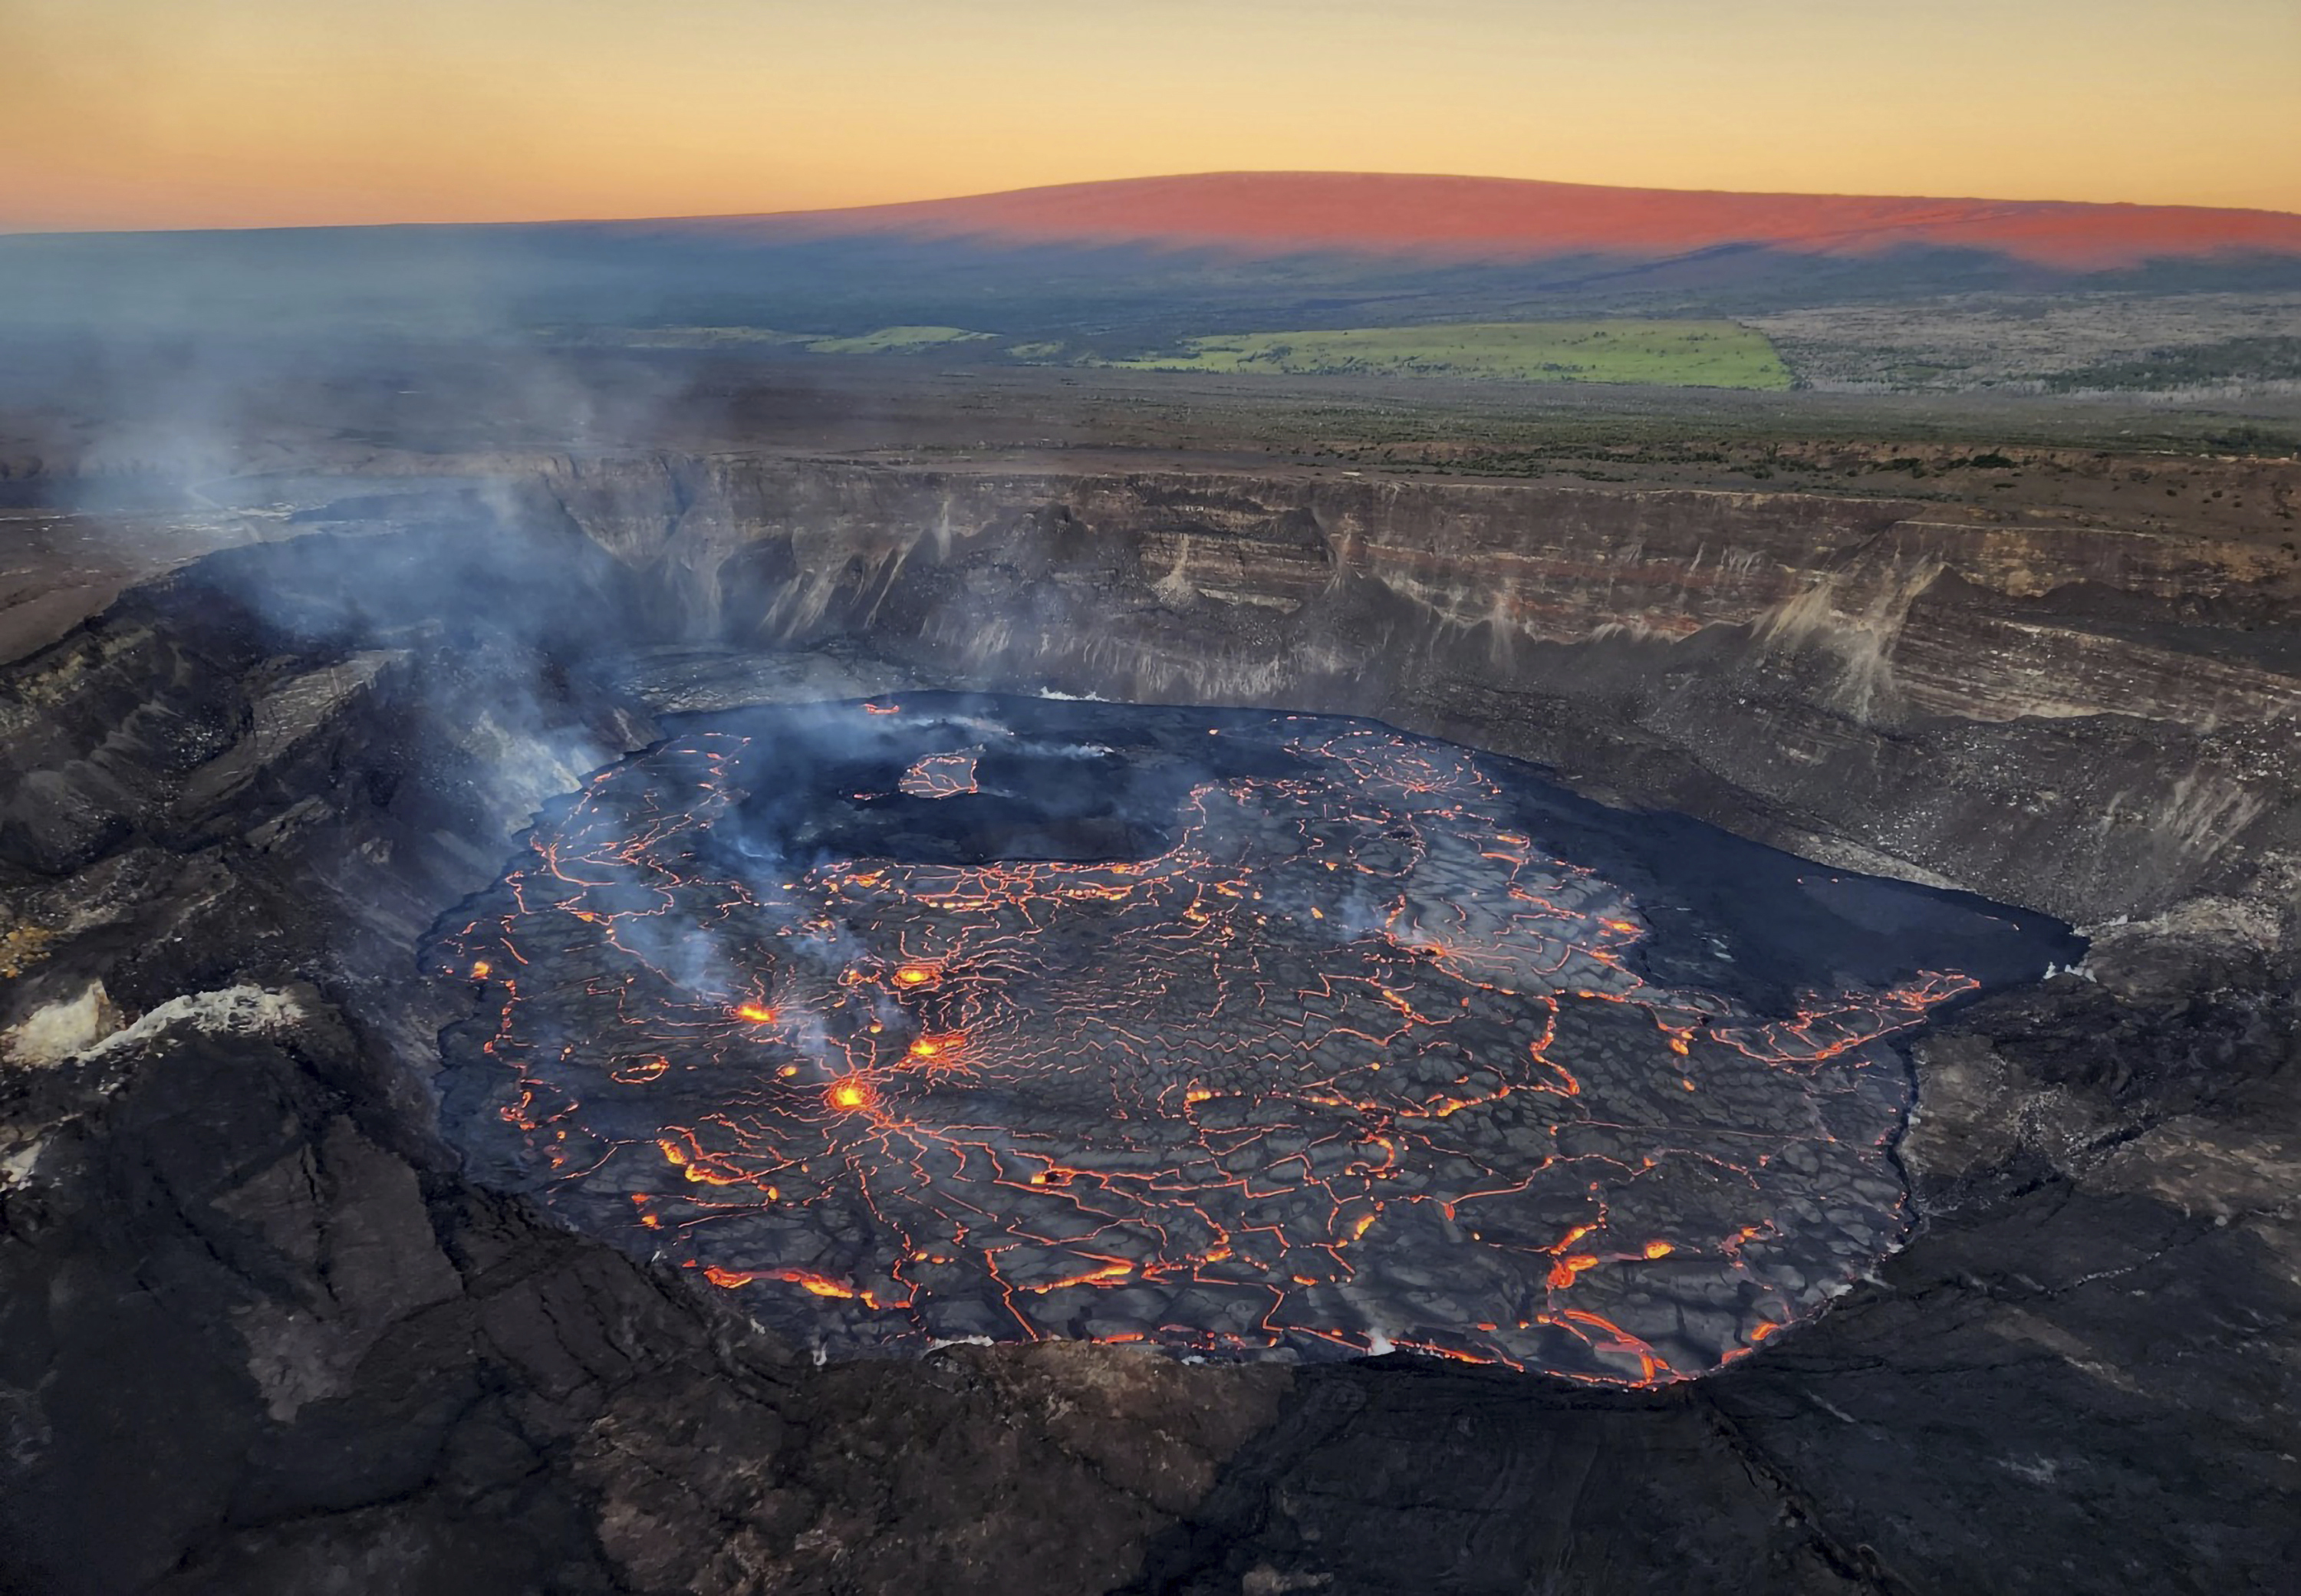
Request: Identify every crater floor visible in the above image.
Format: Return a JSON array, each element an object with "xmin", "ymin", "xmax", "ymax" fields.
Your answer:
[{"xmin": 433, "ymin": 696, "xmax": 2066, "ymax": 1381}]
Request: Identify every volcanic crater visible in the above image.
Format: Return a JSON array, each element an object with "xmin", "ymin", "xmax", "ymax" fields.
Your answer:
[
  {"xmin": 2, "ymin": 436, "xmax": 2295, "ymax": 1596},
  {"xmin": 431, "ymin": 693, "xmax": 2068, "ymax": 1380}
]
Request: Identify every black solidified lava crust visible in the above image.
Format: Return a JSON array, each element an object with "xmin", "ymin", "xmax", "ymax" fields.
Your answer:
[{"xmin": 430, "ymin": 693, "xmax": 2076, "ymax": 1381}]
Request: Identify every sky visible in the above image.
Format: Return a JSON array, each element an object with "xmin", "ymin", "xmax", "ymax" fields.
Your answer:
[{"xmin": 5, "ymin": 0, "xmax": 2298, "ymax": 233}]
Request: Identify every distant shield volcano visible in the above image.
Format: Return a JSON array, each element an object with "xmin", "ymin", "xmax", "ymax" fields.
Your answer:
[
  {"xmin": 10, "ymin": 169, "xmax": 2299, "ymax": 343},
  {"xmin": 626, "ymin": 170, "xmax": 2301, "ymax": 272}
]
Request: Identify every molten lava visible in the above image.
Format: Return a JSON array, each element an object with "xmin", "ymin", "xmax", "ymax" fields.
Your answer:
[{"xmin": 433, "ymin": 697, "xmax": 1995, "ymax": 1384}]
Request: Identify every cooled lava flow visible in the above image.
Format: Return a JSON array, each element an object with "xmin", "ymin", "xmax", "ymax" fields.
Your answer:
[{"xmin": 433, "ymin": 698, "xmax": 1981, "ymax": 1384}]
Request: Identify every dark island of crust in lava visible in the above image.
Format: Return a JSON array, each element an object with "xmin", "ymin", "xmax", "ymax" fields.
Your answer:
[{"xmin": 430, "ymin": 695, "xmax": 2076, "ymax": 1384}]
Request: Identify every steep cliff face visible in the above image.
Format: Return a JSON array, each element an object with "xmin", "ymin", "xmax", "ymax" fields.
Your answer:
[
  {"xmin": 2, "ymin": 455, "xmax": 2296, "ymax": 1595},
  {"xmin": 532, "ymin": 457, "xmax": 2301, "ymax": 933}
]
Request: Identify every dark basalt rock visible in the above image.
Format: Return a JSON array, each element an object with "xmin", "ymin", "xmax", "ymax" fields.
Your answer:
[{"xmin": 1, "ymin": 472, "xmax": 2296, "ymax": 1594}]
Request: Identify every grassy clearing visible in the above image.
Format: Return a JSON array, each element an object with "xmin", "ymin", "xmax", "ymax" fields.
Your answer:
[
  {"xmin": 1091, "ymin": 321, "xmax": 1792, "ymax": 390},
  {"xmin": 804, "ymin": 325, "xmax": 997, "ymax": 355}
]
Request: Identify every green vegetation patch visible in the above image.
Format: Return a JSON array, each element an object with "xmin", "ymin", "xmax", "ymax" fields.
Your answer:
[
  {"xmin": 804, "ymin": 325, "xmax": 998, "ymax": 355},
  {"xmin": 1090, "ymin": 321, "xmax": 1792, "ymax": 390}
]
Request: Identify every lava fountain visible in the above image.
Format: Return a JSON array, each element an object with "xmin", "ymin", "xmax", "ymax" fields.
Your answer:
[{"xmin": 430, "ymin": 695, "xmax": 2073, "ymax": 1384}]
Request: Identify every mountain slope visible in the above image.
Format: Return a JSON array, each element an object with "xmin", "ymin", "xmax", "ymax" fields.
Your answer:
[{"xmin": 634, "ymin": 171, "xmax": 2301, "ymax": 271}]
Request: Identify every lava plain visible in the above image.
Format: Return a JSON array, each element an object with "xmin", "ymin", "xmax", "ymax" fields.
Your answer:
[{"xmin": 432, "ymin": 696, "xmax": 2059, "ymax": 1384}]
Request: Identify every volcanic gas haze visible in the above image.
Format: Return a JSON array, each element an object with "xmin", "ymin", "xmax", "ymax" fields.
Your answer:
[{"xmin": 432, "ymin": 696, "xmax": 2066, "ymax": 1382}]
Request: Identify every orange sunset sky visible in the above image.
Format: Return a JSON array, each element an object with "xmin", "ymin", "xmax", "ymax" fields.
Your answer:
[{"xmin": 5, "ymin": 0, "xmax": 2298, "ymax": 234}]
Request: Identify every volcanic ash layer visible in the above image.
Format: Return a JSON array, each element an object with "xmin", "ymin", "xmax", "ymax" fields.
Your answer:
[{"xmin": 431, "ymin": 696, "xmax": 2059, "ymax": 1384}]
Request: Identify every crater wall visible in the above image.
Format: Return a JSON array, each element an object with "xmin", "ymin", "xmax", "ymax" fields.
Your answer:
[{"xmin": 519, "ymin": 457, "xmax": 2301, "ymax": 933}]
